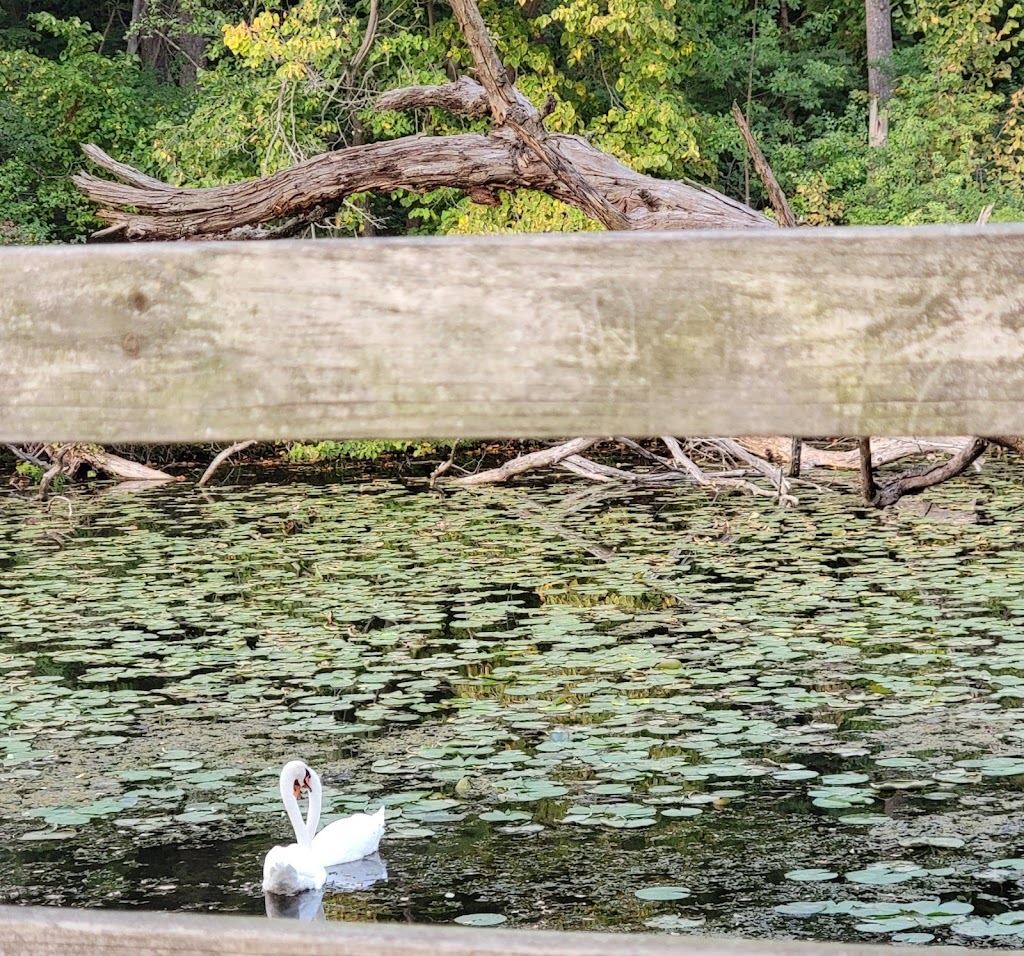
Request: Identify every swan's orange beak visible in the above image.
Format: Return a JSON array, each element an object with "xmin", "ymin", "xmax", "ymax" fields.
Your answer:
[{"xmin": 293, "ymin": 779, "xmax": 302, "ymax": 800}]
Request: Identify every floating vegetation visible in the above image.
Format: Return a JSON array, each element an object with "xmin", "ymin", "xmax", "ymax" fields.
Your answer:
[
  {"xmin": 3, "ymin": 473, "xmax": 1024, "ymax": 940},
  {"xmin": 634, "ymin": 886, "xmax": 691, "ymax": 901},
  {"xmin": 454, "ymin": 912, "xmax": 508, "ymax": 926}
]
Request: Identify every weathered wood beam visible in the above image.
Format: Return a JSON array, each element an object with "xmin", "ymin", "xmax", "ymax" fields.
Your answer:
[
  {"xmin": 3, "ymin": 224, "xmax": 1024, "ymax": 443},
  {"xmin": 0, "ymin": 905, "xmax": 981, "ymax": 956}
]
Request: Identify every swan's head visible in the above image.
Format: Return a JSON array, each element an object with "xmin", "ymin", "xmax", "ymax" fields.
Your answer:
[{"xmin": 279, "ymin": 759, "xmax": 314, "ymax": 801}]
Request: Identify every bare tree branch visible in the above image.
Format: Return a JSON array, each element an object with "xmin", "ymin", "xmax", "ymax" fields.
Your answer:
[
  {"xmin": 376, "ymin": 78, "xmax": 490, "ymax": 118},
  {"xmin": 730, "ymin": 103, "xmax": 796, "ymax": 227},
  {"xmin": 198, "ymin": 440, "xmax": 257, "ymax": 487},
  {"xmin": 83, "ymin": 448, "xmax": 176, "ymax": 481},
  {"xmin": 429, "ymin": 441, "xmax": 459, "ymax": 487},
  {"xmin": 870, "ymin": 438, "xmax": 988, "ymax": 508},
  {"xmin": 788, "ymin": 437, "xmax": 802, "ymax": 477},
  {"xmin": 446, "ymin": 0, "xmax": 632, "ymax": 231},
  {"xmin": 76, "ymin": 131, "xmax": 771, "ymax": 240},
  {"xmin": 5, "ymin": 444, "xmax": 47, "ymax": 468},
  {"xmin": 80, "ymin": 144, "xmax": 174, "ymax": 191},
  {"xmin": 450, "ymin": 438, "xmax": 602, "ymax": 486},
  {"xmin": 859, "ymin": 437, "xmax": 877, "ymax": 502},
  {"xmin": 37, "ymin": 447, "xmax": 69, "ymax": 500},
  {"xmin": 660, "ymin": 436, "xmax": 706, "ymax": 483},
  {"xmin": 737, "ymin": 436, "xmax": 977, "ymax": 470},
  {"xmin": 349, "ymin": 0, "xmax": 380, "ymax": 76}
]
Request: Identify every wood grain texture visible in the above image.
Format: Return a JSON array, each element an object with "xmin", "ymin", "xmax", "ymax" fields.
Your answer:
[
  {"xmin": 0, "ymin": 905, "xmax": 981, "ymax": 956},
  {"xmin": 3, "ymin": 224, "xmax": 1024, "ymax": 443},
  {"xmin": 75, "ymin": 131, "xmax": 770, "ymax": 239}
]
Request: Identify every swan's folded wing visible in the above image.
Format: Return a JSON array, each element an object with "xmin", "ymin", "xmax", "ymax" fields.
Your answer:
[{"xmin": 312, "ymin": 807, "xmax": 386, "ymax": 868}]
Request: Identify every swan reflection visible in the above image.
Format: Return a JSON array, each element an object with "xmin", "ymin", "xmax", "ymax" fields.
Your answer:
[{"xmin": 265, "ymin": 853, "xmax": 388, "ymax": 921}]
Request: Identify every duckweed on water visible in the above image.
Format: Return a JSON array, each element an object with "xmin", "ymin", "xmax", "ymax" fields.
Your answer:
[{"xmin": 3, "ymin": 472, "xmax": 1024, "ymax": 940}]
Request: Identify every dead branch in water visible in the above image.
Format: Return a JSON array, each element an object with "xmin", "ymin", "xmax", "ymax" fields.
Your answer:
[{"xmin": 198, "ymin": 440, "xmax": 257, "ymax": 487}]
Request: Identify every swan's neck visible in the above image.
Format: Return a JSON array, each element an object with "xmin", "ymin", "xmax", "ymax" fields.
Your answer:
[
  {"xmin": 280, "ymin": 774, "xmax": 311, "ymax": 847},
  {"xmin": 306, "ymin": 769, "xmax": 323, "ymax": 841}
]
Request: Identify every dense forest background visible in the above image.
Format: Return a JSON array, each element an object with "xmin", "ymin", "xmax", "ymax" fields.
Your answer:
[{"xmin": 3, "ymin": 0, "xmax": 1024, "ymax": 244}]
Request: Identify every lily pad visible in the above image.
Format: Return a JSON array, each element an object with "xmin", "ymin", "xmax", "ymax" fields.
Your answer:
[
  {"xmin": 634, "ymin": 886, "xmax": 691, "ymax": 901},
  {"xmin": 454, "ymin": 913, "xmax": 507, "ymax": 926},
  {"xmin": 785, "ymin": 869, "xmax": 838, "ymax": 882},
  {"xmin": 20, "ymin": 828, "xmax": 76, "ymax": 841},
  {"xmin": 644, "ymin": 915, "xmax": 706, "ymax": 930}
]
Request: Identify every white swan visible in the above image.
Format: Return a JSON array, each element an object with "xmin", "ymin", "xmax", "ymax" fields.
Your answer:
[
  {"xmin": 262, "ymin": 760, "xmax": 327, "ymax": 896},
  {"xmin": 305, "ymin": 767, "xmax": 386, "ymax": 867}
]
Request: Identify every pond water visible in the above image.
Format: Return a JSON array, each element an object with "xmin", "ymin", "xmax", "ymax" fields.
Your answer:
[{"xmin": 3, "ymin": 470, "xmax": 1024, "ymax": 943}]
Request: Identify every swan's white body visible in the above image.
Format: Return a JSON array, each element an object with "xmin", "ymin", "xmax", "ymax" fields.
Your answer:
[
  {"xmin": 262, "ymin": 842, "xmax": 327, "ymax": 896},
  {"xmin": 262, "ymin": 760, "xmax": 385, "ymax": 896},
  {"xmin": 305, "ymin": 769, "xmax": 386, "ymax": 867},
  {"xmin": 262, "ymin": 760, "xmax": 327, "ymax": 896}
]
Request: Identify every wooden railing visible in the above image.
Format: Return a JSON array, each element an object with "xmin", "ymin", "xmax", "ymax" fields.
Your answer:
[
  {"xmin": 4, "ymin": 224, "xmax": 1024, "ymax": 443},
  {"xmin": 2, "ymin": 223, "xmax": 1023, "ymax": 953},
  {"xmin": 0, "ymin": 904, "xmax": 976, "ymax": 956}
]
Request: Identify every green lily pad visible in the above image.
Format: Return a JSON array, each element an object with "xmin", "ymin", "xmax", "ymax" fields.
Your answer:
[
  {"xmin": 785, "ymin": 869, "xmax": 838, "ymax": 882},
  {"xmin": 820, "ymin": 772, "xmax": 870, "ymax": 786},
  {"xmin": 900, "ymin": 836, "xmax": 964, "ymax": 849},
  {"xmin": 956, "ymin": 918, "xmax": 1024, "ymax": 937},
  {"xmin": 855, "ymin": 917, "xmax": 921, "ymax": 933},
  {"xmin": 20, "ymin": 828, "xmax": 76, "ymax": 841},
  {"xmin": 774, "ymin": 902, "xmax": 830, "ymax": 917},
  {"xmin": 634, "ymin": 886, "xmax": 691, "ymax": 901},
  {"xmin": 454, "ymin": 913, "xmax": 507, "ymax": 926},
  {"xmin": 838, "ymin": 813, "xmax": 891, "ymax": 826},
  {"xmin": 846, "ymin": 864, "xmax": 927, "ymax": 884},
  {"xmin": 644, "ymin": 915, "xmax": 706, "ymax": 930}
]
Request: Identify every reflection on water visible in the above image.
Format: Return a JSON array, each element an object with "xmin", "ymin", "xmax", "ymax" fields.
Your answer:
[
  {"xmin": 324, "ymin": 854, "xmax": 388, "ymax": 893},
  {"xmin": 265, "ymin": 854, "xmax": 388, "ymax": 921},
  {"xmin": 266, "ymin": 887, "xmax": 326, "ymax": 921},
  {"xmin": 2, "ymin": 472, "xmax": 1024, "ymax": 942}
]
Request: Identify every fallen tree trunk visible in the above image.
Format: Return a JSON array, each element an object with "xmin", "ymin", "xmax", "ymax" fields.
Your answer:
[
  {"xmin": 75, "ymin": 0, "xmax": 771, "ymax": 243},
  {"xmin": 75, "ymin": 110, "xmax": 769, "ymax": 241},
  {"xmin": 736, "ymin": 436, "xmax": 977, "ymax": 470},
  {"xmin": 7, "ymin": 443, "xmax": 178, "ymax": 498}
]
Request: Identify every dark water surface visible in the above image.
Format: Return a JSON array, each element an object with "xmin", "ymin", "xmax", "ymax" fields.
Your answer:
[{"xmin": 3, "ymin": 471, "xmax": 1024, "ymax": 942}]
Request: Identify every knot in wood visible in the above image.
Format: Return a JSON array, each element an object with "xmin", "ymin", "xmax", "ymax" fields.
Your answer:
[{"xmin": 121, "ymin": 333, "xmax": 143, "ymax": 358}]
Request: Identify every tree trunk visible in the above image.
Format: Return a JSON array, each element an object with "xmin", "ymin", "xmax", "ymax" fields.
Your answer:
[
  {"xmin": 127, "ymin": 0, "xmax": 207, "ymax": 85},
  {"xmin": 176, "ymin": 4, "xmax": 208, "ymax": 87},
  {"xmin": 865, "ymin": 0, "xmax": 893, "ymax": 147}
]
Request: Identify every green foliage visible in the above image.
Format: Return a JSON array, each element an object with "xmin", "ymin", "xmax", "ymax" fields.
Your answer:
[
  {"xmin": 285, "ymin": 439, "xmax": 439, "ymax": 462},
  {"xmin": 776, "ymin": 16, "xmax": 1024, "ymax": 226},
  {"xmin": 533, "ymin": 0, "xmax": 708, "ymax": 177},
  {"xmin": 439, "ymin": 190, "xmax": 601, "ymax": 235},
  {"xmin": 902, "ymin": 0, "xmax": 1023, "ymax": 88},
  {"xmin": 5, "ymin": 0, "xmax": 1024, "ymax": 241},
  {"xmin": 683, "ymin": 0, "xmax": 860, "ymax": 194},
  {"xmin": 14, "ymin": 461, "xmax": 44, "ymax": 482},
  {"xmin": 0, "ymin": 13, "xmax": 180, "ymax": 243}
]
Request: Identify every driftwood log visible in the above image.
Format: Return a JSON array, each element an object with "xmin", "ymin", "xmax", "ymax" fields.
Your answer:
[{"xmin": 74, "ymin": 126, "xmax": 769, "ymax": 241}]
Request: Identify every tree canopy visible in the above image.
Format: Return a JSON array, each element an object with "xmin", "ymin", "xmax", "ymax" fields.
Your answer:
[{"xmin": 4, "ymin": 0, "xmax": 1024, "ymax": 244}]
